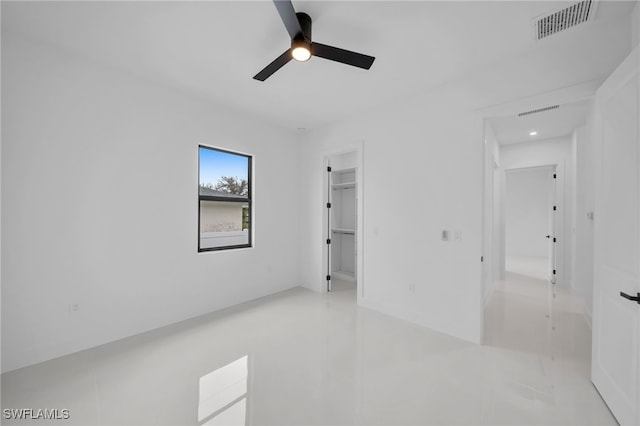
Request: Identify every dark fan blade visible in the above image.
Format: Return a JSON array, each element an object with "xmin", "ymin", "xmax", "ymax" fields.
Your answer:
[
  {"xmin": 311, "ymin": 42, "xmax": 375, "ymax": 70},
  {"xmin": 253, "ymin": 49, "xmax": 292, "ymax": 81},
  {"xmin": 273, "ymin": 0, "xmax": 303, "ymax": 39}
]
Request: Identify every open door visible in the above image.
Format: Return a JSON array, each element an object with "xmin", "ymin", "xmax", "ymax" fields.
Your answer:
[
  {"xmin": 591, "ymin": 45, "xmax": 640, "ymax": 425},
  {"xmin": 326, "ymin": 165, "xmax": 332, "ymax": 292},
  {"xmin": 548, "ymin": 167, "xmax": 557, "ymax": 285}
]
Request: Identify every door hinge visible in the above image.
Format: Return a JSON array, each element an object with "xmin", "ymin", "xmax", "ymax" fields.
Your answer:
[
  {"xmin": 327, "ymin": 166, "xmax": 332, "ymax": 172},
  {"xmin": 326, "ymin": 202, "xmax": 332, "ymax": 208},
  {"xmin": 326, "ymin": 238, "xmax": 331, "ymax": 244},
  {"xmin": 326, "ymin": 275, "xmax": 331, "ymax": 281}
]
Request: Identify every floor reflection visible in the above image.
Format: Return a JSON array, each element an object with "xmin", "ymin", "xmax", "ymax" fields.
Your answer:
[
  {"xmin": 198, "ymin": 355, "xmax": 248, "ymax": 426},
  {"xmin": 1, "ymin": 273, "xmax": 614, "ymax": 425}
]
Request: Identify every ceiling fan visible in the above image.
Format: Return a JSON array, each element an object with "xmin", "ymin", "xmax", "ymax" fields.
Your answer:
[{"xmin": 253, "ymin": 0, "xmax": 376, "ymax": 81}]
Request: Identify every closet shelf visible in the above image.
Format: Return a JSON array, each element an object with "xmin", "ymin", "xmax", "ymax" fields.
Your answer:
[
  {"xmin": 332, "ymin": 182, "xmax": 356, "ymax": 190},
  {"xmin": 332, "ymin": 228, "xmax": 355, "ymax": 235}
]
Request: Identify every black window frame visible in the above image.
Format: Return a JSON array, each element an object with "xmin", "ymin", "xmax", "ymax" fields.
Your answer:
[{"xmin": 198, "ymin": 145, "xmax": 252, "ymax": 252}]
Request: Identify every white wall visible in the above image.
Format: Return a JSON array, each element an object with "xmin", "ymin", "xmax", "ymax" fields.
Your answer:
[
  {"xmin": 505, "ymin": 167, "xmax": 552, "ymax": 258},
  {"xmin": 494, "ymin": 151, "xmax": 505, "ymax": 282},
  {"xmin": 483, "ymin": 122, "xmax": 500, "ymax": 307},
  {"xmin": 632, "ymin": 1, "xmax": 640, "ymax": 50},
  {"xmin": 299, "ymin": 80, "xmax": 485, "ymax": 344},
  {"xmin": 574, "ymin": 113, "xmax": 596, "ymax": 326},
  {"xmin": 570, "ymin": 126, "xmax": 578, "ymax": 304},
  {"xmin": 499, "ymin": 137, "xmax": 575, "ymax": 289},
  {"xmin": 1, "ymin": 34, "xmax": 301, "ymax": 372}
]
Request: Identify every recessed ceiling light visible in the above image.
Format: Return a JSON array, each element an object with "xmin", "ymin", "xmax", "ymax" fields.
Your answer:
[{"xmin": 529, "ymin": 131, "xmax": 538, "ymax": 136}]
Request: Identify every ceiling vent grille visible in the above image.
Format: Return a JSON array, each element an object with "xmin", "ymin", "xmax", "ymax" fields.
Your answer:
[
  {"xmin": 518, "ymin": 105, "xmax": 559, "ymax": 117},
  {"xmin": 534, "ymin": 0, "xmax": 598, "ymax": 40}
]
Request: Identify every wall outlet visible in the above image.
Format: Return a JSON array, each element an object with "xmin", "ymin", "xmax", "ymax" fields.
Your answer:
[
  {"xmin": 409, "ymin": 283, "xmax": 416, "ymax": 293},
  {"xmin": 68, "ymin": 303, "xmax": 79, "ymax": 313},
  {"xmin": 442, "ymin": 230, "xmax": 449, "ymax": 241},
  {"xmin": 454, "ymin": 231, "xmax": 462, "ymax": 241}
]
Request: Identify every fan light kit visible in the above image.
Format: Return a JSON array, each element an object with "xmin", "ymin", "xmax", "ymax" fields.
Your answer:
[
  {"xmin": 291, "ymin": 40, "xmax": 311, "ymax": 62},
  {"xmin": 530, "ymin": 131, "xmax": 538, "ymax": 136},
  {"xmin": 253, "ymin": 0, "xmax": 376, "ymax": 81}
]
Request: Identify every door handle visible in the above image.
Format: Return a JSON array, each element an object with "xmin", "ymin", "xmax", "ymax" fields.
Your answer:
[
  {"xmin": 546, "ymin": 235, "xmax": 551, "ymax": 239},
  {"xmin": 620, "ymin": 292, "xmax": 640, "ymax": 304}
]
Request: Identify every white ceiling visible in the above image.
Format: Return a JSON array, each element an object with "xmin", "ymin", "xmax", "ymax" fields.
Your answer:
[
  {"xmin": 2, "ymin": 1, "xmax": 636, "ymax": 131},
  {"xmin": 489, "ymin": 100, "xmax": 590, "ymax": 145}
]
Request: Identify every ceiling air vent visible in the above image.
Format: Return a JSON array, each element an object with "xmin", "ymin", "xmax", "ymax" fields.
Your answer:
[
  {"xmin": 533, "ymin": 0, "xmax": 598, "ymax": 41},
  {"xmin": 518, "ymin": 105, "xmax": 559, "ymax": 117}
]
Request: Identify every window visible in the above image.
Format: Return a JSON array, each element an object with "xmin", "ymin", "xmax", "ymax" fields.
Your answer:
[{"xmin": 198, "ymin": 146, "xmax": 252, "ymax": 251}]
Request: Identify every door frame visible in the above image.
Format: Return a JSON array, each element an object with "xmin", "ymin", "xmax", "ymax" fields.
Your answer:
[{"xmin": 321, "ymin": 142, "xmax": 365, "ymax": 302}]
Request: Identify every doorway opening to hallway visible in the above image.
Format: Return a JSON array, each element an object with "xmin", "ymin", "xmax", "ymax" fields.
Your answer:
[{"xmin": 504, "ymin": 165, "xmax": 556, "ymax": 283}]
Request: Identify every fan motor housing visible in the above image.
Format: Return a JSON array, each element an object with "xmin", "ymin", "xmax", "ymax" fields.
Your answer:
[{"xmin": 295, "ymin": 12, "xmax": 312, "ymax": 41}]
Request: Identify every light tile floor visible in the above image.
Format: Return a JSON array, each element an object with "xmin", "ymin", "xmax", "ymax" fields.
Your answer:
[
  {"xmin": 483, "ymin": 257, "xmax": 614, "ymax": 425},
  {"xmin": 2, "ymin": 272, "xmax": 615, "ymax": 425}
]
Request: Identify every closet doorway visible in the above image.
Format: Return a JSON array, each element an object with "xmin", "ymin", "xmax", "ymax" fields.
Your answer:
[{"xmin": 324, "ymin": 148, "xmax": 363, "ymax": 297}]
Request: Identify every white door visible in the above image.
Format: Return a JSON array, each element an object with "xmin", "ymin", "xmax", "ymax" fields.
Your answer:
[
  {"xmin": 326, "ymin": 165, "xmax": 333, "ymax": 292},
  {"xmin": 548, "ymin": 167, "xmax": 557, "ymax": 284},
  {"xmin": 591, "ymin": 45, "xmax": 640, "ymax": 425}
]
